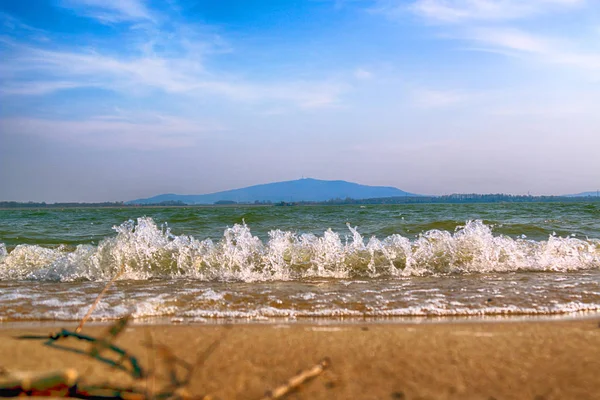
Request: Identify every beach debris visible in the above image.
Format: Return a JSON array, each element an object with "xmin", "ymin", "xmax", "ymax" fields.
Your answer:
[
  {"xmin": 5, "ymin": 263, "xmax": 331, "ymax": 400},
  {"xmin": 0, "ymin": 366, "xmax": 194, "ymax": 400},
  {"xmin": 77, "ymin": 263, "xmax": 125, "ymax": 333},
  {"xmin": 261, "ymin": 357, "xmax": 330, "ymax": 400},
  {"xmin": 15, "ymin": 265, "xmax": 141, "ymax": 378},
  {"xmin": 9, "ymin": 317, "xmax": 214, "ymax": 400},
  {"xmin": 16, "ymin": 315, "xmax": 145, "ymax": 379},
  {"xmin": 0, "ymin": 369, "xmax": 78, "ymax": 398},
  {"xmin": 8, "ymin": 318, "xmax": 329, "ymax": 400}
]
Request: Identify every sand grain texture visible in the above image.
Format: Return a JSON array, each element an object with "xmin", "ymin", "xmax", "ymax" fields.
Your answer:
[{"xmin": 1, "ymin": 319, "xmax": 599, "ymax": 400}]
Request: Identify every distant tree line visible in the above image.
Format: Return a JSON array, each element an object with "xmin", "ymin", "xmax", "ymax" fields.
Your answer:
[
  {"xmin": 0, "ymin": 201, "xmax": 125, "ymax": 209},
  {"xmin": 2, "ymin": 194, "xmax": 599, "ymax": 209},
  {"xmin": 315, "ymin": 194, "xmax": 600, "ymax": 205},
  {"xmin": 214, "ymin": 200, "xmax": 273, "ymax": 205}
]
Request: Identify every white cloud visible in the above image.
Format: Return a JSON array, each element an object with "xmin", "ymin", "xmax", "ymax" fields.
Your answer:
[
  {"xmin": 59, "ymin": 0, "xmax": 154, "ymax": 23},
  {"xmin": 379, "ymin": 0, "xmax": 600, "ymax": 75},
  {"xmin": 413, "ymin": 88, "xmax": 467, "ymax": 107},
  {"xmin": 0, "ymin": 81, "xmax": 89, "ymax": 95},
  {"xmin": 1, "ymin": 2, "xmax": 349, "ymax": 110},
  {"xmin": 1, "ymin": 40, "xmax": 348, "ymax": 107},
  {"xmin": 0, "ymin": 114, "xmax": 221, "ymax": 150},
  {"xmin": 354, "ymin": 68, "xmax": 373, "ymax": 79},
  {"xmin": 469, "ymin": 28, "xmax": 549, "ymax": 53},
  {"xmin": 408, "ymin": 0, "xmax": 584, "ymax": 23},
  {"xmin": 466, "ymin": 28, "xmax": 600, "ymax": 71},
  {"xmin": 1, "ymin": 12, "xmax": 46, "ymax": 33}
]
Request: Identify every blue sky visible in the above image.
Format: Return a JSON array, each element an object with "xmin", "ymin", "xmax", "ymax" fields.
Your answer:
[{"xmin": 1, "ymin": 0, "xmax": 599, "ymax": 202}]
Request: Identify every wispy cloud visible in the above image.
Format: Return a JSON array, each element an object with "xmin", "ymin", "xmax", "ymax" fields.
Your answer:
[
  {"xmin": 354, "ymin": 68, "xmax": 373, "ymax": 80},
  {"xmin": 0, "ymin": 7, "xmax": 348, "ymax": 109},
  {"xmin": 407, "ymin": 0, "xmax": 584, "ymax": 23},
  {"xmin": 0, "ymin": 113, "xmax": 222, "ymax": 150},
  {"xmin": 1, "ymin": 11, "xmax": 45, "ymax": 32},
  {"xmin": 59, "ymin": 0, "xmax": 154, "ymax": 23},
  {"xmin": 379, "ymin": 0, "xmax": 600, "ymax": 75},
  {"xmin": 412, "ymin": 88, "xmax": 469, "ymax": 107},
  {"xmin": 466, "ymin": 27, "xmax": 600, "ymax": 72},
  {"xmin": 0, "ymin": 11, "xmax": 50, "ymax": 43},
  {"xmin": 468, "ymin": 28, "xmax": 549, "ymax": 53},
  {"xmin": 0, "ymin": 80, "xmax": 87, "ymax": 95},
  {"xmin": 0, "ymin": 41, "xmax": 348, "ymax": 107}
]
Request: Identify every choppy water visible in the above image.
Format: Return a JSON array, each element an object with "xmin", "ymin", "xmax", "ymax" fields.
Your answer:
[{"xmin": 1, "ymin": 203, "xmax": 599, "ymax": 323}]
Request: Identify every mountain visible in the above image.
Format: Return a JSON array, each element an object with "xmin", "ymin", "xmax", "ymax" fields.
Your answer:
[
  {"xmin": 565, "ymin": 191, "xmax": 600, "ymax": 197},
  {"xmin": 128, "ymin": 178, "xmax": 417, "ymax": 205}
]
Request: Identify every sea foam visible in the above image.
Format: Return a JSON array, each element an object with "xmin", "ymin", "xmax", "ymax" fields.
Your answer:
[{"xmin": 0, "ymin": 217, "xmax": 598, "ymax": 281}]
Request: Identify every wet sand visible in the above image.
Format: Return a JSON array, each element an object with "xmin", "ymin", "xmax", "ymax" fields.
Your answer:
[{"xmin": 1, "ymin": 318, "xmax": 599, "ymax": 400}]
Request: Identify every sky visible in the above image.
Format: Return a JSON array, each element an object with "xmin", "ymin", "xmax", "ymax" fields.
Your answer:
[{"xmin": 1, "ymin": 0, "xmax": 599, "ymax": 202}]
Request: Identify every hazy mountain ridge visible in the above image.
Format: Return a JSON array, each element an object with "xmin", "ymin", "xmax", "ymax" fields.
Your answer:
[
  {"xmin": 566, "ymin": 191, "xmax": 600, "ymax": 197},
  {"xmin": 128, "ymin": 178, "xmax": 417, "ymax": 205}
]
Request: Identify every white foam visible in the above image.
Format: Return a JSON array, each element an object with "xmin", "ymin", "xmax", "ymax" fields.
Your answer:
[{"xmin": 0, "ymin": 218, "xmax": 598, "ymax": 282}]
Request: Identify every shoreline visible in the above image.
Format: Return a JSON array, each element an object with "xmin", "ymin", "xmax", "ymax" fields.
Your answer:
[
  {"xmin": 1, "ymin": 312, "xmax": 600, "ymax": 328},
  {"xmin": 1, "ymin": 318, "xmax": 599, "ymax": 399},
  {"xmin": 2, "ymin": 309, "xmax": 600, "ymax": 329}
]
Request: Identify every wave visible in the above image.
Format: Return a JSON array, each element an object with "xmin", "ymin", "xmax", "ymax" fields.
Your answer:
[
  {"xmin": 4, "ymin": 303, "xmax": 600, "ymax": 322},
  {"xmin": 0, "ymin": 217, "xmax": 599, "ymax": 281}
]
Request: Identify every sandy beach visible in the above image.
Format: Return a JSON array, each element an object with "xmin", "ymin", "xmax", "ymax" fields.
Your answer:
[{"xmin": 1, "ymin": 318, "xmax": 599, "ymax": 400}]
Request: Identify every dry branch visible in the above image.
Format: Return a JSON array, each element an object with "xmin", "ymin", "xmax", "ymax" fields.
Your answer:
[
  {"xmin": 260, "ymin": 358, "xmax": 331, "ymax": 400},
  {"xmin": 76, "ymin": 263, "xmax": 125, "ymax": 333},
  {"xmin": 3, "ymin": 263, "xmax": 332, "ymax": 400},
  {"xmin": 0, "ymin": 369, "xmax": 78, "ymax": 398}
]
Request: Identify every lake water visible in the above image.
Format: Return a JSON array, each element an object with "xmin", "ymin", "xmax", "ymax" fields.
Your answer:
[{"xmin": 1, "ymin": 203, "xmax": 599, "ymax": 323}]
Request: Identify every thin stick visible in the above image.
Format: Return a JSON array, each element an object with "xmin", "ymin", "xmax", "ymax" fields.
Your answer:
[
  {"xmin": 0, "ymin": 369, "xmax": 78, "ymax": 394},
  {"xmin": 76, "ymin": 263, "xmax": 125, "ymax": 333},
  {"xmin": 187, "ymin": 329, "xmax": 228, "ymax": 385},
  {"xmin": 260, "ymin": 358, "xmax": 330, "ymax": 400},
  {"xmin": 144, "ymin": 329, "xmax": 156, "ymax": 399},
  {"xmin": 152, "ymin": 343, "xmax": 192, "ymax": 388},
  {"xmin": 31, "ymin": 321, "xmax": 146, "ymax": 379}
]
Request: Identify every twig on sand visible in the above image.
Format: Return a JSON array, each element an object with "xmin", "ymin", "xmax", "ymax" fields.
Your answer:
[
  {"xmin": 143, "ymin": 334, "xmax": 225, "ymax": 398},
  {"xmin": 76, "ymin": 263, "xmax": 125, "ymax": 333},
  {"xmin": 260, "ymin": 358, "xmax": 331, "ymax": 400},
  {"xmin": 4, "ymin": 262, "xmax": 332, "ymax": 400},
  {"xmin": 89, "ymin": 314, "xmax": 131, "ymax": 357},
  {"xmin": 16, "ymin": 316, "xmax": 145, "ymax": 380},
  {"xmin": 14, "ymin": 263, "xmax": 143, "ymax": 380},
  {"xmin": 8, "ymin": 318, "xmax": 204, "ymax": 399},
  {"xmin": 144, "ymin": 330, "xmax": 157, "ymax": 398},
  {"xmin": 8, "ymin": 318, "xmax": 332, "ymax": 400},
  {"xmin": 150, "ymin": 342, "xmax": 193, "ymax": 390},
  {"xmin": 0, "ymin": 369, "xmax": 79, "ymax": 398}
]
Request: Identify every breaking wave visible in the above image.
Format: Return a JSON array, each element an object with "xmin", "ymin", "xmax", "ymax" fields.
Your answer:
[{"xmin": 0, "ymin": 217, "xmax": 599, "ymax": 281}]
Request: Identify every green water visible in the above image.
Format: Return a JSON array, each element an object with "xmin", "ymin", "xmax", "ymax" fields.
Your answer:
[
  {"xmin": 1, "ymin": 203, "xmax": 599, "ymax": 322},
  {"xmin": 1, "ymin": 203, "xmax": 599, "ymax": 249}
]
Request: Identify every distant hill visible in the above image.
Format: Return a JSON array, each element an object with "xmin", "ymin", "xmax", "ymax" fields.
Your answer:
[
  {"xmin": 128, "ymin": 178, "xmax": 417, "ymax": 205},
  {"xmin": 565, "ymin": 191, "xmax": 600, "ymax": 197}
]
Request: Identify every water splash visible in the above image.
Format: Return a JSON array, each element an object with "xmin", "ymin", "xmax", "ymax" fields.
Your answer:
[{"xmin": 0, "ymin": 217, "xmax": 598, "ymax": 281}]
